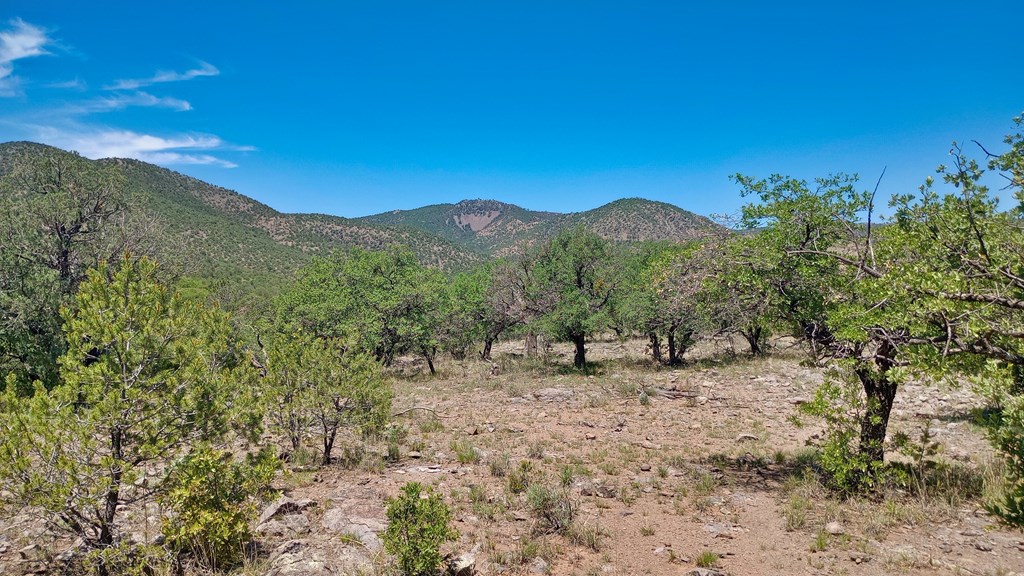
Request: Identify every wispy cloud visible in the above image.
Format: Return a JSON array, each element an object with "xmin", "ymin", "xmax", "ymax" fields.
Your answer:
[
  {"xmin": 0, "ymin": 18, "xmax": 52, "ymax": 96},
  {"xmin": 106, "ymin": 61, "xmax": 219, "ymax": 90},
  {"xmin": 31, "ymin": 125, "xmax": 250, "ymax": 168},
  {"xmin": 46, "ymin": 77, "xmax": 86, "ymax": 90},
  {"xmin": 0, "ymin": 18, "xmax": 248, "ymax": 170},
  {"xmin": 75, "ymin": 91, "xmax": 193, "ymax": 113}
]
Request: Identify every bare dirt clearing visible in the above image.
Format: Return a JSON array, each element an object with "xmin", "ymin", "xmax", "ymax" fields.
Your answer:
[
  {"xmin": 2, "ymin": 338, "xmax": 1022, "ymax": 576},
  {"xmin": 262, "ymin": 338, "xmax": 1023, "ymax": 576}
]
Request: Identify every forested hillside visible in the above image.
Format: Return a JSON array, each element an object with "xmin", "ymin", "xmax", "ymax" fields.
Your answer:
[{"xmin": 360, "ymin": 197, "xmax": 721, "ymax": 255}]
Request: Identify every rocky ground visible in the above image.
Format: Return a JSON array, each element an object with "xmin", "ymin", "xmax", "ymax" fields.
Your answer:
[{"xmin": 2, "ymin": 337, "xmax": 1022, "ymax": 576}]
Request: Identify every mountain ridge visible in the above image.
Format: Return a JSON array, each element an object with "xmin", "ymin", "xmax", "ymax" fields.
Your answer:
[
  {"xmin": 359, "ymin": 196, "xmax": 721, "ymax": 255},
  {"xmin": 1, "ymin": 140, "xmax": 724, "ymax": 294}
]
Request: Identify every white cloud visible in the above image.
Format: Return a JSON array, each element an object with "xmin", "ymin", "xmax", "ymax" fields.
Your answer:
[
  {"xmin": 106, "ymin": 61, "xmax": 219, "ymax": 90},
  {"xmin": 47, "ymin": 77, "xmax": 86, "ymax": 90},
  {"xmin": 32, "ymin": 125, "xmax": 246, "ymax": 168},
  {"xmin": 78, "ymin": 91, "xmax": 193, "ymax": 112},
  {"xmin": 0, "ymin": 18, "xmax": 51, "ymax": 96}
]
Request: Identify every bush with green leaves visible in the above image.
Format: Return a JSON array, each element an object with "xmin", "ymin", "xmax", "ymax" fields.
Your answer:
[
  {"xmin": 0, "ymin": 257, "xmax": 254, "ymax": 554},
  {"xmin": 799, "ymin": 371, "xmax": 888, "ymax": 494},
  {"xmin": 80, "ymin": 542, "xmax": 171, "ymax": 576},
  {"xmin": 383, "ymin": 482, "xmax": 458, "ymax": 576},
  {"xmin": 260, "ymin": 330, "xmax": 392, "ymax": 464},
  {"xmin": 525, "ymin": 483, "xmax": 577, "ymax": 535},
  {"xmin": 159, "ymin": 445, "xmax": 279, "ymax": 570}
]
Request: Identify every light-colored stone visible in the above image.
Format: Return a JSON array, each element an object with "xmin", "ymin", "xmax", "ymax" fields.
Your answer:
[
  {"xmin": 320, "ymin": 509, "xmax": 384, "ymax": 551},
  {"xmin": 532, "ymin": 387, "xmax": 574, "ymax": 402},
  {"xmin": 825, "ymin": 521, "xmax": 845, "ymax": 535},
  {"xmin": 258, "ymin": 497, "xmax": 317, "ymax": 526},
  {"xmin": 451, "ymin": 544, "xmax": 480, "ymax": 576}
]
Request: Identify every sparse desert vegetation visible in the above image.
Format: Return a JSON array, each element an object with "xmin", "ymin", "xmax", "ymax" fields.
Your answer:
[{"xmin": 2, "ymin": 74, "xmax": 1024, "ymax": 576}]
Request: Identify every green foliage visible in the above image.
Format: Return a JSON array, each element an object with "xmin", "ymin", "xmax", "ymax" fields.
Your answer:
[
  {"xmin": 435, "ymin": 266, "xmax": 492, "ymax": 359},
  {"xmin": 529, "ymin": 227, "xmax": 615, "ymax": 368},
  {"xmin": 525, "ymin": 483, "xmax": 578, "ymax": 534},
  {"xmin": 80, "ymin": 542, "xmax": 171, "ymax": 576},
  {"xmin": 0, "ymin": 147, "xmax": 140, "ymax": 391},
  {"xmin": 160, "ymin": 445, "xmax": 279, "ymax": 570},
  {"xmin": 277, "ymin": 246, "xmax": 444, "ymax": 367},
  {"xmin": 695, "ymin": 550, "xmax": 720, "ymax": 568},
  {"xmin": 800, "ymin": 374, "xmax": 884, "ymax": 494},
  {"xmin": 983, "ymin": 392, "xmax": 1024, "ymax": 526},
  {"xmin": 507, "ymin": 460, "xmax": 536, "ymax": 494},
  {"xmin": 612, "ymin": 241, "xmax": 715, "ymax": 364},
  {"xmin": 0, "ymin": 257, "xmax": 251, "ymax": 550},
  {"xmin": 733, "ymin": 170, "xmax": 907, "ymax": 490},
  {"xmin": 356, "ymin": 197, "xmax": 719, "ymax": 256},
  {"xmin": 261, "ymin": 330, "xmax": 392, "ymax": 464},
  {"xmin": 383, "ymin": 482, "xmax": 459, "ymax": 576}
]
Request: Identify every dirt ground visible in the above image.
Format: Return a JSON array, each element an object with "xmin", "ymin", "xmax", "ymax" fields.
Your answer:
[
  {"xmin": 284, "ymin": 336, "xmax": 1024, "ymax": 576},
  {"xmin": 2, "ymin": 336, "xmax": 1022, "ymax": 576}
]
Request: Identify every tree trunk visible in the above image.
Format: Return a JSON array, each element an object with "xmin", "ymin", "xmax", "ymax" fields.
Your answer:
[
  {"xmin": 322, "ymin": 427, "xmax": 336, "ymax": 465},
  {"xmin": 481, "ymin": 338, "xmax": 494, "ymax": 361},
  {"xmin": 525, "ymin": 332, "xmax": 538, "ymax": 358},
  {"xmin": 667, "ymin": 330, "xmax": 680, "ymax": 366},
  {"xmin": 99, "ymin": 428, "xmax": 124, "ymax": 548},
  {"xmin": 572, "ymin": 333, "xmax": 587, "ymax": 369},
  {"xmin": 422, "ymin": 347, "xmax": 436, "ymax": 376},
  {"xmin": 648, "ymin": 332, "xmax": 662, "ymax": 363},
  {"xmin": 855, "ymin": 341, "xmax": 898, "ymax": 470},
  {"xmin": 680, "ymin": 329, "xmax": 694, "ymax": 354},
  {"xmin": 743, "ymin": 326, "xmax": 764, "ymax": 356}
]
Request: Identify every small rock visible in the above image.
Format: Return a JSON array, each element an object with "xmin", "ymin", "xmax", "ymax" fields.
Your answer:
[
  {"xmin": 974, "ymin": 541, "xmax": 993, "ymax": 552},
  {"xmin": 640, "ymin": 464, "xmax": 652, "ymax": 472},
  {"xmin": 408, "ymin": 451, "xmax": 422, "ymax": 459},
  {"xmin": 686, "ymin": 569, "xmax": 723, "ymax": 576},
  {"xmin": 533, "ymin": 387, "xmax": 573, "ymax": 402},
  {"xmin": 531, "ymin": 557, "xmax": 549, "ymax": 574},
  {"xmin": 849, "ymin": 552, "xmax": 870, "ymax": 564},
  {"xmin": 464, "ymin": 425, "xmax": 479, "ymax": 436},
  {"xmin": 824, "ymin": 521, "xmax": 845, "ymax": 535},
  {"xmin": 258, "ymin": 497, "xmax": 317, "ymax": 525},
  {"xmin": 451, "ymin": 547, "xmax": 477, "ymax": 576},
  {"xmin": 580, "ymin": 482, "xmax": 617, "ymax": 498},
  {"xmin": 18, "ymin": 544, "xmax": 40, "ymax": 561}
]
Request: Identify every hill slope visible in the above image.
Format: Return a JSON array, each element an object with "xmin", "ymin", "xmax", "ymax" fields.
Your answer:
[
  {"xmin": 0, "ymin": 142, "xmax": 482, "ymax": 300},
  {"xmin": 2, "ymin": 141, "xmax": 723, "ymax": 299},
  {"xmin": 359, "ymin": 197, "xmax": 721, "ymax": 255}
]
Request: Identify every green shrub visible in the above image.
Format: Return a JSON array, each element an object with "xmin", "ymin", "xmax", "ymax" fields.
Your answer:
[
  {"xmin": 159, "ymin": 445, "xmax": 278, "ymax": 570},
  {"xmin": 507, "ymin": 460, "xmax": 536, "ymax": 494},
  {"xmin": 800, "ymin": 374, "xmax": 885, "ymax": 494},
  {"xmin": 984, "ymin": 393, "xmax": 1024, "ymax": 526},
  {"xmin": 525, "ymin": 483, "xmax": 577, "ymax": 534},
  {"xmin": 695, "ymin": 550, "xmax": 720, "ymax": 568},
  {"xmin": 383, "ymin": 482, "xmax": 459, "ymax": 576},
  {"xmin": 80, "ymin": 542, "xmax": 170, "ymax": 576},
  {"xmin": 489, "ymin": 452, "xmax": 511, "ymax": 477}
]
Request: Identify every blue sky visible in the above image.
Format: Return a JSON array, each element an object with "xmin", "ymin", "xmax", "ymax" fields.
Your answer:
[{"xmin": 1, "ymin": 2, "xmax": 1021, "ymax": 219}]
